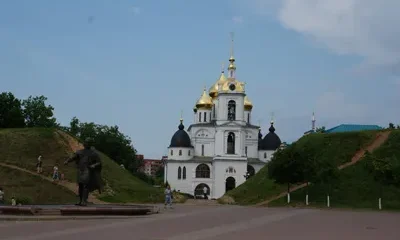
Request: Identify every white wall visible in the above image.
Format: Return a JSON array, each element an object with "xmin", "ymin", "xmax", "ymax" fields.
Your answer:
[
  {"xmin": 212, "ymin": 160, "xmax": 247, "ymax": 199},
  {"xmin": 258, "ymin": 150, "xmax": 275, "ymax": 163},
  {"xmin": 244, "ymin": 129, "xmax": 259, "ymax": 158},
  {"xmin": 165, "ymin": 162, "xmax": 213, "ymax": 197},
  {"xmin": 216, "ymin": 93, "xmax": 245, "ymax": 122},
  {"xmin": 244, "ymin": 110, "xmax": 251, "ymax": 124},
  {"xmin": 196, "ymin": 109, "xmax": 212, "ymax": 124},
  {"xmin": 168, "ymin": 147, "xmax": 194, "ymax": 160}
]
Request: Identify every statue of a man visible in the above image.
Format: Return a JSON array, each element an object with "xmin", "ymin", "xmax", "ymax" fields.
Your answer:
[{"xmin": 64, "ymin": 137, "xmax": 102, "ymax": 206}]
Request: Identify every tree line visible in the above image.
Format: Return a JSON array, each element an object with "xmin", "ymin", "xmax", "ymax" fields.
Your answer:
[{"xmin": 0, "ymin": 91, "xmax": 144, "ymax": 174}]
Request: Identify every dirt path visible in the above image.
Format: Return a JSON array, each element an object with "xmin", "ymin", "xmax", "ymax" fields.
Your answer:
[
  {"xmin": 0, "ymin": 162, "xmax": 105, "ymax": 204},
  {"xmin": 256, "ymin": 131, "xmax": 391, "ymax": 207}
]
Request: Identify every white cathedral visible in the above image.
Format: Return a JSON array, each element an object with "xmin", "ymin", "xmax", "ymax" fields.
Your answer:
[{"xmin": 164, "ymin": 38, "xmax": 282, "ymax": 199}]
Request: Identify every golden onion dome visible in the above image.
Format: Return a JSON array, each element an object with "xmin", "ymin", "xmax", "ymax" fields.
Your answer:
[
  {"xmin": 220, "ymin": 78, "xmax": 245, "ymax": 93},
  {"xmin": 244, "ymin": 96, "xmax": 253, "ymax": 111},
  {"xmin": 196, "ymin": 87, "xmax": 213, "ymax": 109},
  {"xmin": 209, "ymin": 71, "xmax": 227, "ymax": 99}
]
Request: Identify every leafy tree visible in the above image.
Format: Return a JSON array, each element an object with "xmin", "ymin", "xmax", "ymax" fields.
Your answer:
[
  {"xmin": 67, "ymin": 118, "xmax": 143, "ymax": 173},
  {"xmin": 311, "ymin": 159, "xmax": 339, "ymax": 196},
  {"xmin": 22, "ymin": 95, "xmax": 57, "ymax": 127},
  {"xmin": 388, "ymin": 123, "xmax": 395, "ymax": 129},
  {"xmin": 69, "ymin": 117, "xmax": 80, "ymax": 137},
  {"xmin": 316, "ymin": 126, "xmax": 326, "ymax": 133},
  {"xmin": 268, "ymin": 145, "xmax": 305, "ymax": 194},
  {"xmin": 0, "ymin": 92, "xmax": 25, "ymax": 128}
]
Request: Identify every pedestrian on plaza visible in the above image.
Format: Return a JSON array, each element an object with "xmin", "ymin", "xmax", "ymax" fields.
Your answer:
[{"xmin": 164, "ymin": 185, "xmax": 173, "ymax": 209}]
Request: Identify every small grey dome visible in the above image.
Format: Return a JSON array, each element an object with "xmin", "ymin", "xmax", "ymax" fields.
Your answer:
[
  {"xmin": 169, "ymin": 120, "xmax": 192, "ymax": 148},
  {"xmin": 258, "ymin": 123, "xmax": 281, "ymax": 151}
]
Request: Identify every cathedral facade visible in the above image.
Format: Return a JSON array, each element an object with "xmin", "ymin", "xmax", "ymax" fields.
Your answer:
[{"xmin": 164, "ymin": 39, "xmax": 282, "ymax": 199}]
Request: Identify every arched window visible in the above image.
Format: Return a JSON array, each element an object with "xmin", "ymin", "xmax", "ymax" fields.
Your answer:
[
  {"xmin": 247, "ymin": 113, "xmax": 250, "ymax": 123},
  {"xmin": 171, "ymin": 150, "xmax": 173, "ymax": 156},
  {"xmin": 204, "ymin": 112, "xmax": 207, "ymax": 122},
  {"xmin": 227, "ymin": 100, "xmax": 236, "ymax": 120},
  {"xmin": 188, "ymin": 150, "xmax": 191, "ymax": 156},
  {"xmin": 179, "ymin": 150, "xmax": 182, "ymax": 156},
  {"xmin": 201, "ymin": 144, "xmax": 205, "ymax": 156},
  {"xmin": 178, "ymin": 166, "xmax": 182, "ymax": 179},
  {"xmin": 264, "ymin": 152, "xmax": 267, "ymax": 159},
  {"xmin": 227, "ymin": 132, "xmax": 235, "ymax": 154},
  {"xmin": 245, "ymin": 146, "xmax": 248, "ymax": 156},
  {"xmin": 199, "ymin": 112, "xmax": 202, "ymax": 122},
  {"xmin": 196, "ymin": 164, "xmax": 210, "ymax": 178},
  {"xmin": 213, "ymin": 107, "xmax": 216, "ymax": 118},
  {"xmin": 183, "ymin": 167, "xmax": 186, "ymax": 179}
]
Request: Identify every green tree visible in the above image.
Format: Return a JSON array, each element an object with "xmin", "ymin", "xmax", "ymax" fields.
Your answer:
[
  {"xmin": 268, "ymin": 145, "xmax": 305, "ymax": 194},
  {"xmin": 311, "ymin": 159, "xmax": 339, "ymax": 199},
  {"xmin": 68, "ymin": 118, "xmax": 143, "ymax": 173},
  {"xmin": 0, "ymin": 92, "xmax": 25, "ymax": 128},
  {"xmin": 388, "ymin": 123, "xmax": 395, "ymax": 129},
  {"xmin": 22, "ymin": 95, "xmax": 57, "ymax": 127},
  {"xmin": 316, "ymin": 126, "xmax": 326, "ymax": 133},
  {"xmin": 69, "ymin": 117, "xmax": 80, "ymax": 137}
]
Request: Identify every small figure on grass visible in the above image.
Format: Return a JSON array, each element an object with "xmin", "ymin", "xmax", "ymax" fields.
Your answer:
[
  {"xmin": 64, "ymin": 137, "xmax": 103, "ymax": 206},
  {"xmin": 53, "ymin": 165, "xmax": 59, "ymax": 181},
  {"xmin": 36, "ymin": 155, "xmax": 43, "ymax": 173},
  {"xmin": 11, "ymin": 197, "xmax": 16, "ymax": 206}
]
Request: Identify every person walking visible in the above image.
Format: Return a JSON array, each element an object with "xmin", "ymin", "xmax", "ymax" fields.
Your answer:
[
  {"xmin": 36, "ymin": 155, "xmax": 43, "ymax": 173},
  {"xmin": 164, "ymin": 185, "xmax": 173, "ymax": 209}
]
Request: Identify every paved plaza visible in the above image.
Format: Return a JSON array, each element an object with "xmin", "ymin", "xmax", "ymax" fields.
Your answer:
[{"xmin": 1, "ymin": 205, "xmax": 399, "ymax": 240}]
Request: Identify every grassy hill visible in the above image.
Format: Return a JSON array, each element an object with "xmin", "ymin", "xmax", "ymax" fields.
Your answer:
[
  {"xmin": 269, "ymin": 130, "xmax": 400, "ymax": 210},
  {"xmin": 221, "ymin": 130, "xmax": 379, "ymax": 205},
  {"xmin": 0, "ymin": 128, "xmax": 164, "ymax": 204}
]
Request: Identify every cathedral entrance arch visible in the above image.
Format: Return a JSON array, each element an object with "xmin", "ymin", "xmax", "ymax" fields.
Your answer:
[
  {"xmin": 247, "ymin": 165, "xmax": 255, "ymax": 178},
  {"xmin": 194, "ymin": 183, "xmax": 210, "ymax": 199},
  {"xmin": 225, "ymin": 176, "xmax": 236, "ymax": 192}
]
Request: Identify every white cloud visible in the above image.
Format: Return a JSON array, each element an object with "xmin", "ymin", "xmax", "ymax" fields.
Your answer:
[
  {"xmin": 232, "ymin": 16, "xmax": 244, "ymax": 24},
  {"xmin": 242, "ymin": 0, "xmax": 400, "ymax": 72},
  {"xmin": 130, "ymin": 6, "xmax": 141, "ymax": 15}
]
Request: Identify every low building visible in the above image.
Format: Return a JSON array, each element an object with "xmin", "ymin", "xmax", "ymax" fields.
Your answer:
[
  {"xmin": 142, "ymin": 159, "xmax": 163, "ymax": 177},
  {"xmin": 324, "ymin": 124, "xmax": 383, "ymax": 133}
]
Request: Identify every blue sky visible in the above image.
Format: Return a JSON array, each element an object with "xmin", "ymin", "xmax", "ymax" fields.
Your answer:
[{"xmin": 1, "ymin": 0, "xmax": 399, "ymax": 159}]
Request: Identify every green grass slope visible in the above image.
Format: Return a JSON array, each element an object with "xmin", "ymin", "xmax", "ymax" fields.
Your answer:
[
  {"xmin": 0, "ymin": 128, "xmax": 163, "ymax": 204},
  {"xmin": 0, "ymin": 165, "xmax": 77, "ymax": 204},
  {"xmin": 223, "ymin": 130, "xmax": 378, "ymax": 205},
  {"xmin": 269, "ymin": 130, "xmax": 400, "ymax": 210}
]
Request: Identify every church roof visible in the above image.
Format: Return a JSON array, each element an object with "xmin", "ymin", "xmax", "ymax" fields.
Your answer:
[
  {"xmin": 169, "ymin": 119, "xmax": 193, "ymax": 148},
  {"xmin": 195, "ymin": 87, "xmax": 213, "ymax": 109},
  {"xmin": 258, "ymin": 122, "xmax": 281, "ymax": 151},
  {"xmin": 325, "ymin": 124, "xmax": 383, "ymax": 133}
]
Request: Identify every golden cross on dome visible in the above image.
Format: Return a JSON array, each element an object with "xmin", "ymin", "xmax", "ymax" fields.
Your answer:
[{"xmin": 180, "ymin": 110, "xmax": 183, "ymax": 122}]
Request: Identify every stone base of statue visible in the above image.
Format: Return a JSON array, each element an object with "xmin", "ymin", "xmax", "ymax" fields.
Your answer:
[{"xmin": 0, "ymin": 204, "xmax": 159, "ymax": 216}]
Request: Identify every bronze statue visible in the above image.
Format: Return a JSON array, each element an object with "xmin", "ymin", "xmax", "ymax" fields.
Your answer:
[{"xmin": 64, "ymin": 137, "xmax": 103, "ymax": 206}]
